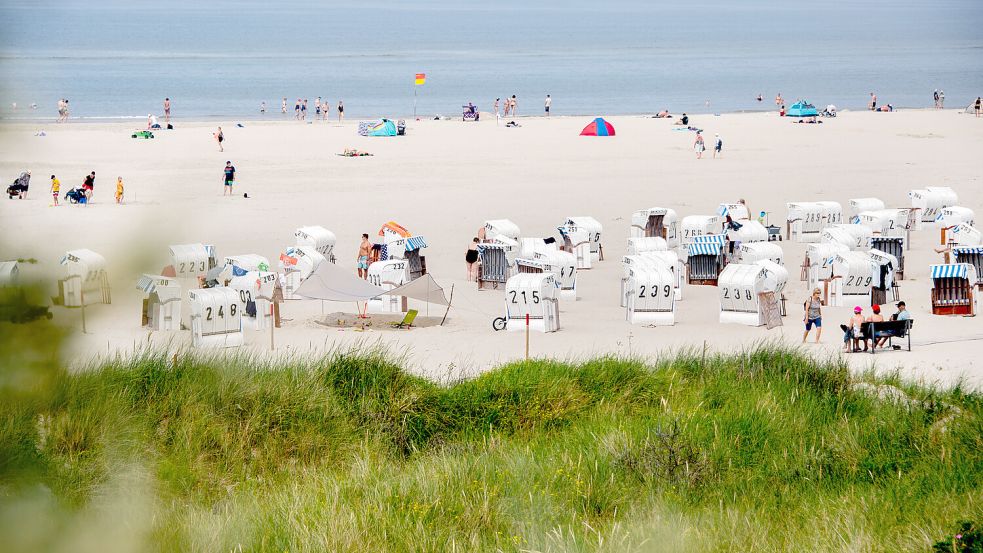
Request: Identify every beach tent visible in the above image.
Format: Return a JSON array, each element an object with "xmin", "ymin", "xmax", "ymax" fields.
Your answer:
[
  {"xmin": 630, "ymin": 207, "xmax": 679, "ymax": 246},
  {"xmin": 358, "ymin": 119, "xmax": 398, "ymax": 137},
  {"xmin": 294, "ymin": 261, "xmax": 449, "ymax": 307},
  {"xmin": 930, "ymin": 263, "xmax": 976, "ymax": 316},
  {"xmin": 188, "ymin": 287, "xmax": 243, "ymax": 348},
  {"xmin": 580, "ymin": 118, "xmax": 615, "ymax": 136},
  {"xmin": 786, "ymin": 101, "xmax": 819, "ymax": 118},
  {"xmin": 625, "ymin": 262, "xmax": 676, "ymax": 326},
  {"xmin": 504, "ymin": 273, "xmax": 560, "ymax": 332}
]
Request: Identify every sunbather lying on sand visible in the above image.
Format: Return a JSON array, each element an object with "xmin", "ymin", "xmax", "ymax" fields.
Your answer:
[{"xmin": 338, "ymin": 148, "xmax": 374, "ymax": 157}]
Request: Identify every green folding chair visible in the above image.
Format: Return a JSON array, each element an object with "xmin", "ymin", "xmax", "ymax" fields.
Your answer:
[{"xmin": 391, "ymin": 309, "xmax": 418, "ymax": 329}]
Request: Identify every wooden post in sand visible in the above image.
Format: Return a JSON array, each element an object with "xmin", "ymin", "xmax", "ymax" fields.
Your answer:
[
  {"xmin": 80, "ymin": 286, "xmax": 87, "ymax": 333},
  {"xmin": 525, "ymin": 313, "xmax": 530, "ymax": 360},
  {"xmin": 270, "ymin": 304, "xmax": 275, "ymax": 350}
]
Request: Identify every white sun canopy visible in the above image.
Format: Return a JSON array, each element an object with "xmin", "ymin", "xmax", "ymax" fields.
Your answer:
[{"xmin": 295, "ymin": 261, "xmax": 449, "ymax": 305}]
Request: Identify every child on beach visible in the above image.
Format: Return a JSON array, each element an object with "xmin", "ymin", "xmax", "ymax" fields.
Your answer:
[
  {"xmin": 115, "ymin": 177, "xmax": 124, "ymax": 204},
  {"xmin": 50, "ymin": 174, "xmax": 59, "ymax": 205},
  {"xmin": 223, "ymin": 162, "xmax": 235, "ymax": 196}
]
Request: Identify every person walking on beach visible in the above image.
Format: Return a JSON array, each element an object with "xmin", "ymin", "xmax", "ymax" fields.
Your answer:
[
  {"xmin": 338, "ymin": 100, "xmax": 344, "ymax": 122},
  {"xmin": 301, "ymin": 99, "xmax": 308, "ymax": 121},
  {"xmin": 465, "ymin": 237, "xmax": 480, "ymax": 281},
  {"xmin": 802, "ymin": 288, "xmax": 823, "ymax": 343},
  {"xmin": 494, "ymin": 98, "xmax": 500, "ymax": 117},
  {"xmin": 938, "ymin": 90, "xmax": 945, "ymax": 108},
  {"xmin": 545, "ymin": 94, "xmax": 551, "ymax": 117},
  {"xmin": 281, "ymin": 98, "xmax": 287, "ymax": 114},
  {"xmin": 223, "ymin": 161, "xmax": 235, "ymax": 196},
  {"xmin": 294, "ymin": 99, "xmax": 301, "ymax": 120},
  {"xmin": 775, "ymin": 93, "xmax": 783, "ymax": 106},
  {"xmin": 260, "ymin": 101, "xmax": 266, "ymax": 113},
  {"xmin": 869, "ymin": 92, "xmax": 877, "ymax": 111},
  {"xmin": 163, "ymin": 98, "xmax": 171, "ymax": 123},
  {"xmin": 502, "ymin": 97, "xmax": 511, "ymax": 117},
  {"xmin": 357, "ymin": 233, "xmax": 371, "ymax": 279},
  {"xmin": 215, "ymin": 126, "xmax": 224, "ymax": 152},
  {"xmin": 50, "ymin": 174, "xmax": 60, "ymax": 206},
  {"xmin": 975, "ymin": 97, "xmax": 982, "ymax": 117},
  {"xmin": 510, "ymin": 95, "xmax": 517, "ymax": 117},
  {"xmin": 933, "ymin": 89, "xmax": 940, "ymax": 109},
  {"xmin": 322, "ymin": 100, "xmax": 330, "ymax": 121},
  {"xmin": 82, "ymin": 171, "xmax": 95, "ymax": 204},
  {"xmin": 114, "ymin": 176, "xmax": 124, "ymax": 205},
  {"xmin": 694, "ymin": 132, "xmax": 705, "ymax": 159},
  {"xmin": 713, "ymin": 133, "xmax": 723, "ymax": 158},
  {"xmin": 315, "ymin": 97, "xmax": 321, "ymax": 120}
]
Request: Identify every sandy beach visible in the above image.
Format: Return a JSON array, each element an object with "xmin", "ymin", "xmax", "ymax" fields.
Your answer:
[{"xmin": 1, "ymin": 109, "xmax": 981, "ymax": 387}]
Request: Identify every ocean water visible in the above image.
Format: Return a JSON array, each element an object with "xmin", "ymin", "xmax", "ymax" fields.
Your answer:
[{"xmin": 0, "ymin": 0, "xmax": 981, "ymax": 120}]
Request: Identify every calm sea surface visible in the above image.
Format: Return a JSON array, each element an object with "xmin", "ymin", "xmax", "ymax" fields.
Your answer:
[{"xmin": 1, "ymin": 0, "xmax": 981, "ymax": 120}]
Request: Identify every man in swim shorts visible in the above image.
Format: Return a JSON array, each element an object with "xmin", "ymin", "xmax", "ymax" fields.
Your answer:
[
  {"xmin": 357, "ymin": 233, "xmax": 371, "ymax": 279},
  {"xmin": 223, "ymin": 161, "xmax": 235, "ymax": 196}
]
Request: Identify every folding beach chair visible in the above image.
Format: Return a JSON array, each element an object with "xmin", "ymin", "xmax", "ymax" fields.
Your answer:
[{"xmin": 390, "ymin": 309, "xmax": 418, "ymax": 329}]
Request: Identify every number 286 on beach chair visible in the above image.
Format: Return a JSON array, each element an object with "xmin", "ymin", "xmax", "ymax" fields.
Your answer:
[{"xmin": 391, "ymin": 309, "xmax": 418, "ymax": 329}]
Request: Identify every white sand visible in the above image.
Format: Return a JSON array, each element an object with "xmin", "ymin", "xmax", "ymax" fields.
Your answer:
[{"xmin": 1, "ymin": 110, "xmax": 981, "ymax": 387}]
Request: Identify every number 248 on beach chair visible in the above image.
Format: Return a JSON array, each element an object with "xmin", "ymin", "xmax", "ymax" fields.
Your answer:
[{"xmin": 391, "ymin": 309, "xmax": 418, "ymax": 329}]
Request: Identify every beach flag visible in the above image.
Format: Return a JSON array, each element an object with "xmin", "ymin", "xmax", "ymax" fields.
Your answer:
[{"xmin": 415, "ymin": 73, "xmax": 426, "ymax": 86}]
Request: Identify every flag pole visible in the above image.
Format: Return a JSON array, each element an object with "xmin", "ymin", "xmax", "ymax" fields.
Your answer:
[{"xmin": 414, "ymin": 87, "xmax": 417, "ymax": 120}]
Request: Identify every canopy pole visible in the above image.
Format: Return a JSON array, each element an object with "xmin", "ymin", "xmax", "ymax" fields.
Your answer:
[
  {"xmin": 414, "ymin": 88, "xmax": 417, "ymax": 120},
  {"xmin": 440, "ymin": 284, "xmax": 455, "ymax": 326}
]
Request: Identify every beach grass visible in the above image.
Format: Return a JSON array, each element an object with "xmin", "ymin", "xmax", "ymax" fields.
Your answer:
[{"xmin": 0, "ymin": 317, "xmax": 980, "ymax": 552}]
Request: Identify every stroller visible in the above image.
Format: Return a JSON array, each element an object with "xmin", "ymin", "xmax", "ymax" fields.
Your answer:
[
  {"xmin": 64, "ymin": 187, "xmax": 87, "ymax": 204},
  {"xmin": 6, "ymin": 172, "xmax": 30, "ymax": 199}
]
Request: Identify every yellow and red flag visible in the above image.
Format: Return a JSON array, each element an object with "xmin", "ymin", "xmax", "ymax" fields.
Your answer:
[{"xmin": 415, "ymin": 73, "xmax": 426, "ymax": 86}]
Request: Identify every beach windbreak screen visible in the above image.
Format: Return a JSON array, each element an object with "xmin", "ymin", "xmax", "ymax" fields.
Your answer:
[{"xmin": 0, "ymin": 0, "xmax": 981, "ymax": 118}]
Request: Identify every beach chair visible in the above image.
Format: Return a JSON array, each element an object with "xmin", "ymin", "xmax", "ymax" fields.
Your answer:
[{"xmin": 390, "ymin": 309, "xmax": 418, "ymax": 329}]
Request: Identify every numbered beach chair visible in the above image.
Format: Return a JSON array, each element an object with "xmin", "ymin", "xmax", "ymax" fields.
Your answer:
[
  {"xmin": 736, "ymin": 242, "xmax": 784, "ymax": 266},
  {"xmin": 936, "ymin": 207, "xmax": 975, "ymax": 245},
  {"xmin": 627, "ymin": 236, "xmax": 668, "ymax": 255},
  {"xmin": 629, "ymin": 208, "xmax": 678, "ymax": 247},
  {"xmin": 930, "ymin": 263, "xmax": 977, "ymax": 316},
  {"xmin": 366, "ymin": 259, "xmax": 410, "ymax": 313},
  {"xmin": 0, "ymin": 261, "xmax": 19, "ymax": 287},
  {"xmin": 189, "ymin": 287, "xmax": 243, "ymax": 348},
  {"xmin": 169, "ymin": 243, "xmax": 217, "ymax": 280},
  {"xmin": 786, "ymin": 201, "xmax": 843, "ymax": 242},
  {"xmin": 828, "ymin": 251, "xmax": 878, "ymax": 307},
  {"xmin": 718, "ymin": 202, "xmax": 750, "ymax": 221},
  {"xmin": 871, "ymin": 236, "xmax": 906, "ymax": 279},
  {"xmin": 295, "ymin": 225, "xmax": 337, "ymax": 262},
  {"xmin": 680, "ymin": 215, "xmax": 723, "ymax": 246},
  {"xmin": 504, "ymin": 273, "xmax": 560, "ymax": 332},
  {"xmin": 137, "ymin": 274, "xmax": 181, "ymax": 331},
  {"xmin": 686, "ymin": 235, "xmax": 727, "ymax": 286},
  {"xmin": 59, "ymin": 249, "xmax": 111, "ymax": 307},
  {"xmin": 910, "ymin": 186, "xmax": 958, "ymax": 226},
  {"xmin": 228, "ymin": 271, "xmax": 279, "ymax": 330},
  {"xmin": 951, "ymin": 246, "xmax": 983, "ymax": 289},
  {"xmin": 625, "ymin": 263, "xmax": 676, "ymax": 326},
  {"xmin": 848, "ymin": 198, "xmax": 885, "ymax": 222},
  {"xmin": 558, "ymin": 216, "xmax": 603, "ymax": 268},
  {"xmin": 279, "ymin": 246, "xmax": 326, "ymax": 300},
  {"xmin": 821, "ymin": 224, "xmax": 873, "ymax": 251},
  {"xmin": 717, "ymin": 261, "xmax": 787, "ymax": 326}
]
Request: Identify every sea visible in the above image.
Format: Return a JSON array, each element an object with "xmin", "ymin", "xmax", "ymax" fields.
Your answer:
[{"xmin": 0, "ymin": 0, "xmax": 981, "ymax": 121}]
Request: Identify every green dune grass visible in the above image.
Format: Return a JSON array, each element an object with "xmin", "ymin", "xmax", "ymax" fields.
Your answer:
[{"xmin": 0, "ymin": 316, "xmax": 980, "ymax": 552}]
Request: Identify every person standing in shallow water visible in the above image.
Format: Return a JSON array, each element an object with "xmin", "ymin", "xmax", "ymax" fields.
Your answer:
[
  {"xmin": 338, "ymin": 100, "xmax": 344, "ymax": 122},
  {"xmin": 163, "ymin": 97, "xmax": 171, "ymax": 123},
  {"xmin": 215, "ymin": 127, "xmax": 224, "ymax": 152}
]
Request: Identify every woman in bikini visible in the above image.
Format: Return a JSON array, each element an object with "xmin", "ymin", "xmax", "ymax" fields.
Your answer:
[{"xmin": 465, "ymin": 237, "xmax": 480, "ymax": 281}]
